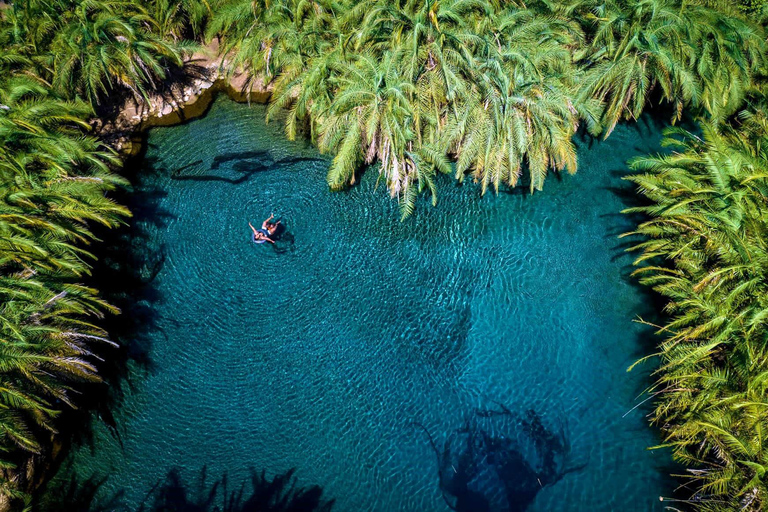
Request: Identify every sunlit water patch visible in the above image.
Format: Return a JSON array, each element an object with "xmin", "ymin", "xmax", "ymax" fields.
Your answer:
[{"xmin": 46, "ymin": 97, "xmax": 674, "ymax": 511}]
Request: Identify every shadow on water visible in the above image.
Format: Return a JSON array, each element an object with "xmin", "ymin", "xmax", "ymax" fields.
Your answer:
[
  {"xmin": 36, "ymin": 465, "xmax": 334, "ymax": 512},
  {"xmin": 266, "ymin": 223, "xmax": 296, "ymax": 255},
  {"xmin": 67, "ymin": 146, "xmax": 319, "ymax": 444},
  {"xmin": 57, "ymin": 145, "xmax": 316, "ymax": 452},
  {"xmin": 52, "ymin": 146, "xmax": 176, "ymax": 457},
  {"xmin": 171, "ymin": 151, "xmax": 324, "ymax": 185},
  {"xmin": 107, "ymin": 155, "xmax": 176, "ymax": 369},
  {"xmin": 418, "ymin": 406, "xmax": 586, "ymax": 512},
  {"xmin": 593, "ymin": 167, "xmax": 670, "ymax": 418},
  {"xmin": 41, "ymin": 137, "xmax": 316, "ymax": 505},
  {"xmin": 602, "ymin": 167, "xmax": 667, "ymax": 343},
  {"xmin": 630, "ymin": 89, "xmax": 699, "ymax": 140},
  {"xmin": 601, "ymin": 159, "xmax": 684, "ymax": 493},
  {"xmin": 569, "ymin": 115, "xmax": 687, "ymax": 499}
]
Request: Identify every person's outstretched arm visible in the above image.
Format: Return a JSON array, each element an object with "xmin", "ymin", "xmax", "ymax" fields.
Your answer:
[{"xmin": 249, "ymin": 222, "xmax": 259, "ymax": 236}]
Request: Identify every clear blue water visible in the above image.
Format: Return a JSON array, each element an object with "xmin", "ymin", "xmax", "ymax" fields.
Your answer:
[{"xmin": 48, "ymin": 97, "xmax": 674, "ymax": 511}]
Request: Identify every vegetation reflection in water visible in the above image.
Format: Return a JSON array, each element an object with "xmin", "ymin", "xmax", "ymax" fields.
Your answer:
[{"xmin": 42, "ymin": 97, "xmax": 674, "ymax": 512}]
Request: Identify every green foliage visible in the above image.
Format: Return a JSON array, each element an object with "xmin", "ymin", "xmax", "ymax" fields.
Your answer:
[
  {"xmin": 574, "ymin": 0, "xmax": 766, "ymax": 135},
  {"xmin": 0, "ymin": 0, "xmax": 195, "ymax": 105},
  {"xmin": 150, "ymin": 0, "xmax": 211, "ymax": 40},
  {"xmin": 737, "ymin": 0, "xmax": 768, "ymax": 18},
  {"xmin": 624, "ymin": 111, "xmax": 768, "ymax": 510},
  {"xmin": 205, "ymin": 2, "xmax": 768, "ymax": 503},
  {"xmin": 1, "ymin": 0, "xmax": 767, "ymax": 508},
  {"xmin": 0, "ymin": 72, "xmax": 129, "ymax": 500},
  {"xmin": 210, "ymin": 0, "xmax": 767, "ymax": 213},
  {"xmin": 0, "ymin": 0, "xmax": 170, "ymax": 502}
]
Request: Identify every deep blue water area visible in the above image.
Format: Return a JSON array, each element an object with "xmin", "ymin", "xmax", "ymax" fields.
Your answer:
[{"xmin": 47, "ymin": 97, "xmax": 674, "ymax": 511}]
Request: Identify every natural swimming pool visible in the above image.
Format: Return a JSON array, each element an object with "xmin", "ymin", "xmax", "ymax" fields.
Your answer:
[{"xmin": 46, "ymin": 96, "xmax": 674, "ymax": 511}]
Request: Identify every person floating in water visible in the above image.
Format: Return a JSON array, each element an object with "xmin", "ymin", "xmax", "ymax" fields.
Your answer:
[
  {"xmin": 249, "ymin": 214, "xmax": 281, "ymax": 244},
  {"xmin": 262, "ymin": 213, "xmax": 281, "ymax": 236},
  {"xmin": 249, "ymin": 221, "xmax": 274, "ymax": 244}
]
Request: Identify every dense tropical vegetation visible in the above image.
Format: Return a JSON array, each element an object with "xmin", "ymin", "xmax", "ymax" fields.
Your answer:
[
  {"xmin": 0, "ymin": 1, "xmax": 187, "ymax": 507},
  {"xmin": 624, "ymin": 114, "xmax": 768, "ymax": 510},
  {"xmin": 212, "ymin": 0, "xmax": 766, "ymax": 215},
  {"xmin": 0, "ymin": 74, "xmax": 128, "ymax": 496},
  {"xmin": 1, "ymin": 0, "xmax": 768, "ymax": 509}
]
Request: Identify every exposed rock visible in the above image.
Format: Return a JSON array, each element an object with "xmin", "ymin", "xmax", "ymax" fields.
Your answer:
[{"xmin": 93, "ymin": 41, "xmax": 273, "ymax": 156}]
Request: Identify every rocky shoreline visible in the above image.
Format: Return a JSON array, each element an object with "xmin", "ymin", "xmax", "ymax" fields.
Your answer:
[{"xmin": 96, "ymin": 40, "xmax": 272, "ymax": 155}]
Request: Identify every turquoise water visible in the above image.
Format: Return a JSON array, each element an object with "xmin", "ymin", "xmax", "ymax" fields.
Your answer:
[{"xmin": 48, "ymin": 97, "xmax": 674, "ymax": 511}]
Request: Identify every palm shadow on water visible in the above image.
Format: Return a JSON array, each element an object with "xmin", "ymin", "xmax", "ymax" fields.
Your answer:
[
  {"xmin": 601, "ymin": 162, "xmax": 685, "ymax": 495},
  {"xmin": 602, "ymin": 167, "xmax": 669, "ymax": 365},
  {"xmin": 57, "ymin": 147, "xmax": 317, "ymax": 449},
  {"xmin": 53, "ymin": 150, "xmax": 177, "ymax": 455},
  {"xmin": 37, "ymin": 465, "xmax": 334, "ymax": 512},
  {"xmin": 39, "ymin": 144, "xmax": 314, "ymax": 502},
  {"xmin": 169, "ymin": 150, "xmax": 324, "ymax": 185},
  {"xmin": 168, "ymin": 150, "xmax": 314, "ymax": 255},
  {"xmin": 418, "ymin": 406, "xmax": 586, "ymax": 512}
]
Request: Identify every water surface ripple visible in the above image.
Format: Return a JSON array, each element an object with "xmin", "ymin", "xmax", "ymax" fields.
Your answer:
[{"xmin": 53, "ymin": 97, "xmax": 672, "ymax": 512}]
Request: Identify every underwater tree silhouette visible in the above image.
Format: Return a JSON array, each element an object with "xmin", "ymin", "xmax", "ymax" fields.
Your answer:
[
  {"xmin": 420, "ymin": 407, "xmax": 586, "ymax": 512},
  {"xmin": 37, "ymin": 466, "xmax": 334, "ymax": 512}
]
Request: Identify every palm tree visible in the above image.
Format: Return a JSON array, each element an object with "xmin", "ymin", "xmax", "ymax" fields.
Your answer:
[
  {"xmin": 440, "ymin": 7, "xmax": 599, "ymax": 193},
  {"xmin": 576, "ymin": 0, "xmax": 699, "ymax": 136},
  {"xmin": 266, "ymin": 31, "xmax": 347, "ymax": 143},
  {"xmin": 44, "ymin": 0, "xmax": 192, "ymax": 104},
  {"xmin": 686, "ymin": 5, "xmax": 766, "ymax": 123},
  {"xmin": 0, "ymin": 74, "xmax": 128, "ymax": 489},
  {"xmin": 209, "ymin": 0, "xmax": 336, "ymax": 82},
  {"xmin": 211, "ymin": 0, "xmax": 344, "ymax": 139},
  {"xmin": 317, "ymin": 52, "xmax": 435, "ymax": 203},
  {"xmin": 624, "ymin": 116, "xmax": 768, "ymax": 510},
  {"xmin": 148, "ymin": 0, "xmax": 211, "ymax": 41},
  {"xmin": 245, "ymin": 0, "xmax": 608, "ymax": 207},
  {"xmin": 577, "ymin": 0, "xmax": 767, "ymax": 135},
  {"xmin": 1, "ymin": 1, "xmax": 199, "ymax": 106},
  {"xmin": 350, "ymin": 0, "xmax": 490, "ymax": 112},
  {"xmin": 441, "ymin": 69, "xmax": 580, "ymax": 194}
]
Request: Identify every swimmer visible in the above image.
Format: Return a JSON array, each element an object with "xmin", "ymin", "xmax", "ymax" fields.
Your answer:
[
  {"xmin": 249, "ymin": 221, "xmax": 274, "ymax": 244},
  {"xmin": 262, "ymin": 213, "xmax": 281, "ymax": 236}
]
